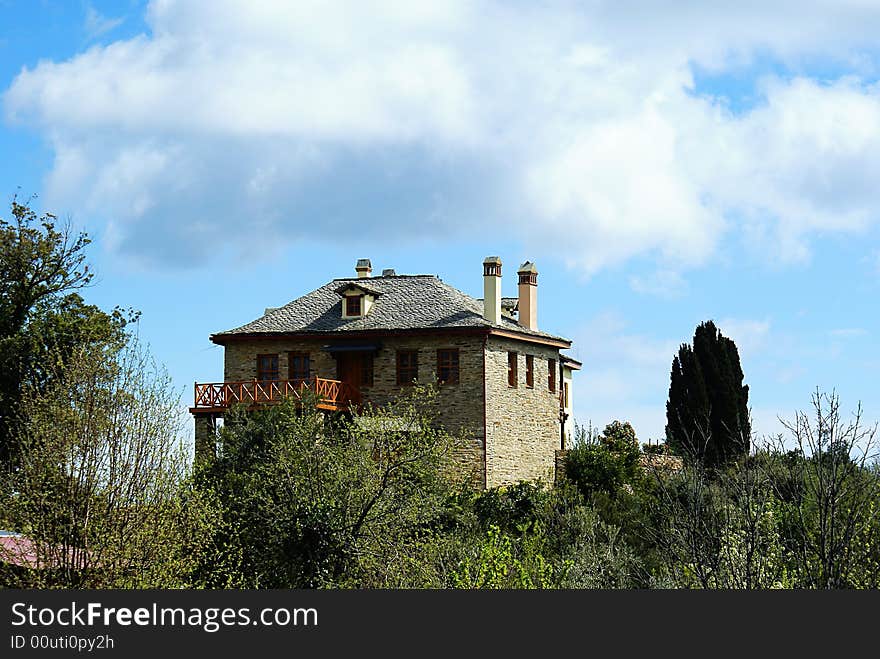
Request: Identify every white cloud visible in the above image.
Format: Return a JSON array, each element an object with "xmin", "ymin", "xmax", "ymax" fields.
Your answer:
[
  {"xmin": 693, "ymin": 77, "xmax": 880, "ymax": 264},
  {"xmin": 84, "ymin": 4, "xmax": 124, "ymax": 39},
  {"xmin": 5, "ymin": 1, "xmax": 880, "ymax": 268}
]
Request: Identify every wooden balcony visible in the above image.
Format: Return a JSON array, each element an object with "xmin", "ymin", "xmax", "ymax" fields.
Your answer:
[{"xmin": 190, "ymin": 376, "xmax": 356, "ymax": 414}]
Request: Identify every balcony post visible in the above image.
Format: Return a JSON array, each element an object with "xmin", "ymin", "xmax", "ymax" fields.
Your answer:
[{"xmin": 194, "ymin": 413, "xmax": 217, "ymax": 465}]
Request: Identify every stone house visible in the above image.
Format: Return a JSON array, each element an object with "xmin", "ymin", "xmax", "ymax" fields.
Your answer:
[{"xmin": 190, "ymin": 257, "xmax": 580, "ymax": 488}]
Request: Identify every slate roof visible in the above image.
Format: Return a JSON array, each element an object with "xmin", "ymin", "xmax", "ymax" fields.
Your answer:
[{"xmin": 213, "ymin": 274, "xmax": 570, "ymax": 344}]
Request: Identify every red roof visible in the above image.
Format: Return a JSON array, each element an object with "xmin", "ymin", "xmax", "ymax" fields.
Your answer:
[
  {"xmin": 0, "ymin": 534, "xmax": 86, "ymax": 569},
  {"xmin": 0, "ymin": 534, "xmax": 41, "ymax": 569}
]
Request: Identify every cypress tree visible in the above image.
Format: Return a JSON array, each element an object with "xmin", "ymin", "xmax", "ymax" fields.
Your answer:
[{"xmin": 665, "ymin": 320, "xmax": 750, "ymax": 467}]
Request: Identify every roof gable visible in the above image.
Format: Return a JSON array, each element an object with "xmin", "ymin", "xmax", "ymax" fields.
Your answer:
[{"xmin": 334, "ymin": 282, "xmax": 382, "ymax": 297}]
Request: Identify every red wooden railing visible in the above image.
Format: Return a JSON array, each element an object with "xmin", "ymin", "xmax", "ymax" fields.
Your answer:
[{"xmin": 192, "ymin": 376, "xmax": 355, "ymax": 412}]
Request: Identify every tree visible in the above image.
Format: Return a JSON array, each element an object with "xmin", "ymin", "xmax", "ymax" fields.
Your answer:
[
  {"xmin": 564, "ymin": 420, "xmax": 642, "ymax": 499},
  {"xmin": 0, "ymin": 196, "xmax": 132, "ymax": 471},
  {"xmin": 646, "ymin": 456, "xmax": 789, "ymax": 589},
  {"xmin": 195, "ymin": 385, "xmax": 467, "ymax": 588},
  {"xmin": 665, "ymin": 320, "xmax": 750, "ymax": 467},
  {"xmin": 0, "ymin": 336, "xmax": 215, "ymax": 588},
  {"xmin": 770, "ymin": 390, "xmax": 880, "ymax": 588}
]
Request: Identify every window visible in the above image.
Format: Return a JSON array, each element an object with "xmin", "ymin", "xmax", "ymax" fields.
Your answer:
[
  {"xmin": 525, "ymin": 354, "xmax": 534, "ymax": 388},
  {"xmin": 437, "ymin": 349, "xmax": 460, "ymax": 384},
  {"xmin": 564, "ymin": 382, "xmax": 570, "ymax": 408},
  {"xmin": 289, "ymin": 351, "xmax": 310, "ymax": 383},
  {"xmin": 507, "ymin": 352, "xmax": 518, "ymax": 388},
  {"xmin": 396, "ymin": 350, "xmax": 419, "ymax": 385},
  {"xmin": 361, "ymin": 353, "xmax": 374, "ymax": 387},
  {"xmin": 257, "ymin": 354, "xmax": 279, "ymax": 382},
  {"xmin": 345, "ymin": 295, "xmax": 362, "ymax": 316},
  {"xmin": 548, "ymin": 358, "xmax": 556, "ymax": 393}
]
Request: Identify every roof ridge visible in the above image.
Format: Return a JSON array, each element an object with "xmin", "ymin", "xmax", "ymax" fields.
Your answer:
[{"xmin": 331, "ymin": 274, "xmax": 436, "ymax": 281}]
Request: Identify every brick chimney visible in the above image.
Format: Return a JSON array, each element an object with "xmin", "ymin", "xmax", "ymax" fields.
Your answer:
[
  {"xmin": 483, "ymin": 256, "xmax": 502, "ymax": 324},
  {"xmin": 355, "ymin": 259, "xmax": 372, "ymax": 278},
  {"xmin": 517, "ymin": 261, "xmax": 537, "ymax": 330}
]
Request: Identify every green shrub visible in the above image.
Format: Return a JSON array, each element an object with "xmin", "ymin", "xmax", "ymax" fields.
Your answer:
[{"xmin": 565, "ymin": 421, "xmax": 641, "ymax": 499}]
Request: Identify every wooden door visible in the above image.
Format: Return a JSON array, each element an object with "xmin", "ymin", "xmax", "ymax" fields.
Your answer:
[{"xmin": 336, "ymin": 353, "xmax": 362, "ymax": 405}]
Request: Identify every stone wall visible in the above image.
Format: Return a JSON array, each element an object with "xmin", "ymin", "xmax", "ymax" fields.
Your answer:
[
  {"xmin": 222, "ymin": 334, "xmax": 486, "ymax": 485},
  {"xmin": 224, "ymin": 339, "xmax": 337, "ymax": 384},
  {"xmin": 193, "ymin": 414, "xmax": 217, "ymax": 465},
  {"xmin": 483, "ymin": 336, "xmax": 562, "ymax": 487},
  {"xmin": 638, "ymin": 452, "xmax": 684, "ymax": 475},
  {"xmin": 554, "ymin": 449, "xmax": 684, "ymax": 489}
]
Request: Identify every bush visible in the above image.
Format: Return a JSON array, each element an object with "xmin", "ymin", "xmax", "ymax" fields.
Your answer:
[
  {"xmin": 195, "ymin": 385, "xmax": 466, "ymax": 588},
  {"xmin": 472, "ymin": 481, "xmax": 552, "ymax": 536},
  {"xmin": 565, "ymin": 421, "xmax": 641, "ymax": 499}
]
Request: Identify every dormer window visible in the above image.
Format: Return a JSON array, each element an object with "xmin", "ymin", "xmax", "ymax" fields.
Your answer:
[
  {"xmin": 345, "ymin": 295, "xmax": 362, "ymax": 316},
  {"xmin": 337, "ymin": 282, "xmax": 381, "ymax": 319}
]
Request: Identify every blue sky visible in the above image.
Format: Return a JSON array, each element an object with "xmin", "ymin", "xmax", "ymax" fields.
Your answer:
[{"xmin": 2, "ymin": 1, "xmax": 879, "ymax": 444}]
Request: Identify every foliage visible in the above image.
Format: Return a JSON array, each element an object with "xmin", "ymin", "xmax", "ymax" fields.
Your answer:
[
  {"xmin": 558, "ymin": 509, "xmax": 643, "ymax": 588},
  {"xmin": 644, "ymin": 391, "xmax": 880, "ymax": 589},
  {"xmin": 471, "ymin": 480, "xmax": 553, "ymax": 536},
  {"xmin": 0, "ymin": 336, "xmax": 213, "ymax": 588},
  {"xmin": 195, "ymin": 384, "xmax": 467, "ymax": 588},
  {"xmin": 448, "ymin": 481, "xmax": 641, "ymax": 589},
  {"xmin": 647, "ymin": 459, "xmax": 791, "ymax": 588},
  {"xmin": 564, "ymin": 420, "xmax": 641, "ymax": 499},
  {"xmin": 184, "ymin": 388, "xmax": 877, "ymax": 590},
  {"xmin": 450, "ymin": 524, "xmax": 557, "ymax": 589},
  {"xmin": 768, "ymin": 389, "xmax": 880, "ymax": 588},
  {"xmin": 0, "ymin": 196, "xmax": 134, "ymax": 472},
  {"xmin": 666, "ymin": 320, "xmax": 751, "ymax": 468}
]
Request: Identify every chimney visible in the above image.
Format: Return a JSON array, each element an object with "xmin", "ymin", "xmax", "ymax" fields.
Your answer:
[
  {"xmin": 517, "ymin": 261, "xmax": 538, "ymax": 330},
  {"xmin": 482, "ymin": 256, "xmax": 502, "ymax": 324},
  {"xmin": 355, "ymin": 258, "xmax": 372, "ymax": 278},
  {"xmin": 381, "ymin": 268, "xmax": 396, "ymax": 277}
]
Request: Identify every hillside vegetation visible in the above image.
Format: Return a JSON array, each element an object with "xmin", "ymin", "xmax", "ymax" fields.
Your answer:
[{"xmin": 2, "ymin": 200, "xmax": 878, "ymax": 589}]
